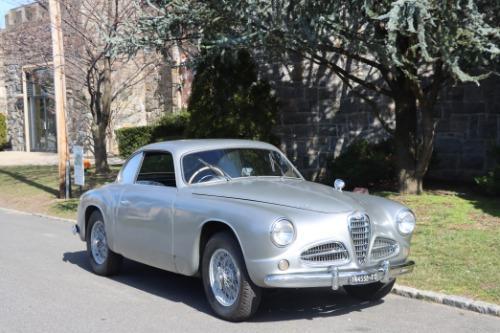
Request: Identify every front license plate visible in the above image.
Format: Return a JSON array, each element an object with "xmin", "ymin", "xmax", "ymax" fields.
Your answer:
[{"xmin": 350, "ymin": 273, "xmax": 379, "ymax": 285}]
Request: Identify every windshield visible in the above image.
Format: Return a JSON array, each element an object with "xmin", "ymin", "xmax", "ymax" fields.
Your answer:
[{"xmin": 182, "ymin": 148, "xmax": 301, "ymax": 184}]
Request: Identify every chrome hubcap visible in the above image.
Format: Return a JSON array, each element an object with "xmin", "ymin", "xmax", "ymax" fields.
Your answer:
[
  {"xmin": 209, "ymin": 249, "xmax": 240, "ymax": 307},
  {"xmin": 90, "ymin": 221, "xmax": 108, "ymax": 265}
]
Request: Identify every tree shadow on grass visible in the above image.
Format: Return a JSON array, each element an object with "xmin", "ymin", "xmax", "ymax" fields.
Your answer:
[
  {"xmin": 422, "ymin": 180, "xmax": 500, "ymax": 218},
  {"xmin": 63, "ymin": 250, "xmax": 383, "ymax": 322},
  {"xmin": 457, "ymin": 192, "xmax": 500, "ymax": 218},
  {"xmin": 376, "ymin": 183, "xmax": 500, "ymax": 219},
  {"xmin": 0, "ymin": 168, "xmax": 59, "ymax": 196}
]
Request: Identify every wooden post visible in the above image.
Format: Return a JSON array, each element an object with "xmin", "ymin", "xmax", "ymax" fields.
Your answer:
[{"xmin": 48, "ymin": 0, "xmax": 69, "ymax": 199}]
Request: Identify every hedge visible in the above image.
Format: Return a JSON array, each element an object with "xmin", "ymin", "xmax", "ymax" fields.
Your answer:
[
  {"xmin": 115, "ymin": 112, "xmax": 189, "ymax": 158},
  {"xmin": 0, "ymin": 113, "xmax": 7, "ymax": 150}
]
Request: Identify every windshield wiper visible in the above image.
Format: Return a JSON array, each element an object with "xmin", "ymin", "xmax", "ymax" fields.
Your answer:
[{"xmin": 198, "ymin": 158, "xmax": 232, "ymax": 181}]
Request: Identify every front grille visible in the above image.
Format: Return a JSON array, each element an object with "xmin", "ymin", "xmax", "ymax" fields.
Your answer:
[
  {"xmin": 371, "ymin": 237, "xmax": 399, "ymax": 260},
  {"xmin": 349, "ymin": 212, "xmax": 370, "ymax": 265},
  {"xmin": 300, "ymin": 241, "xmax": 349, "ymax": 265}
]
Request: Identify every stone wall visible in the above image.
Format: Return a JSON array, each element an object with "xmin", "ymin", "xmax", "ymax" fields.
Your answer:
[
  {"xmin": 2, "ymin": 63, "xmax": 25, "ymax": 150},
  {"xmin": 0, "ymin": 46, "xmax": 7, "ymax": 117},
  {"xmin": 268, "ymin": 59, "xmax": 499, "ymax": 182},
  {"xmin": 430, "ymin": 77, "xmax": 500, "ymax": 180},
  {"xmin": 266, "ymin": 59, "xmax": 388, "ymax": 180}
]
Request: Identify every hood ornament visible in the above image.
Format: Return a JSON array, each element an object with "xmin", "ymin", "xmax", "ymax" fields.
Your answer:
[{"xmin": 334, "ymin": 179, "xmax": 345, "ymax": 192}]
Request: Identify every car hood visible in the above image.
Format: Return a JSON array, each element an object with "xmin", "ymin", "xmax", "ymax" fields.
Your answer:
[{"xmin": 191, "ymin": 178, "xmax": 365, "ymax": 213}]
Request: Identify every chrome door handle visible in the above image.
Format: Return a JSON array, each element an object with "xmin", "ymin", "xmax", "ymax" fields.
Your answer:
[{"xmin": 120, "ymin": 200, "xmax": 131, "ymax": 206}]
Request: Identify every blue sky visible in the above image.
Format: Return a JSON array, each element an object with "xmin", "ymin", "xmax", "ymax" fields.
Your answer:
[{"xmin": 0, "ymin": 0, "xmax": 32, "ymax": 28}]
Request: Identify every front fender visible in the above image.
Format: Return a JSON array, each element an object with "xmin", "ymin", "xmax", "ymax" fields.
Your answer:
[{"xmin": 172, "ymin": 191, "xmax": 294, "ymax": 279}]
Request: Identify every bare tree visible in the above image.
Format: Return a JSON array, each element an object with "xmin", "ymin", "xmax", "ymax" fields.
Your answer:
[
  {"xmin": 53, "ymin": 0, "xmax": 161, "ymax": 173},
  {"xmin": 1, "ymin": 0, "xmax": 159, "ymax": 173}
]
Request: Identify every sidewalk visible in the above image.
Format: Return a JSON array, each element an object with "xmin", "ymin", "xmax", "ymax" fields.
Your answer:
[
  {"xmin": 0, "ymin": 151, "xmax": 123, "ymax": 166},
  {"xmin": 0, "ymin": 152, "xmax": 58, "ymax": 166}
]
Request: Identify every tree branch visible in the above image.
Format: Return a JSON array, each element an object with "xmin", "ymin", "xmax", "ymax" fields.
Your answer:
[{"xmin": 298, "ymin": 50, "xmax": 393, "ymax": 97}]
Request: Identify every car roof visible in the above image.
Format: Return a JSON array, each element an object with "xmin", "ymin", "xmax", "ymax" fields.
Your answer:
[{"xmin": 139, "ymin": 139, "xmax": 279, "ymax": 156}]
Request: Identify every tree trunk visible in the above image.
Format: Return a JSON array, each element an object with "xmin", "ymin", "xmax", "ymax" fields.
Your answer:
[
  {"xmin": 394, "ymin": 81, "xmax": 424, "ymax": 194},
  {"xmin": 415, "ymin": 104, "xmax": 439, "ymax": 190},
  {"xmin": 394, "ymin": 91, "xmax": 421, "ymax": 194},
  {"xmin": 92, "ymin": 57, "xmax": 112, "ymax": 174},
  {"xmin": 92, "ymin": 123, "xmax": 109, "ymax": 174},
  {"xmin": 393, "ymin": 85, "xmax": 438, "ymax": 194}
]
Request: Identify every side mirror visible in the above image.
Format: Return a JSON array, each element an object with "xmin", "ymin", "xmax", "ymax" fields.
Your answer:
[{"xmin": 334, "ymin": 179, "xmax": 345, "ymax": 192}]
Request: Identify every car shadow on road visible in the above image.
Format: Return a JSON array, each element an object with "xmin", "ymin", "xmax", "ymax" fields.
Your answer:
[{"xmin": 62, "ymin": 250, "xmax": 383, "ymax": 322}]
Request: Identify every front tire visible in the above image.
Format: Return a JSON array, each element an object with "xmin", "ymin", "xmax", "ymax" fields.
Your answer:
[
  {"xmin": 86, "ymin": 211, "xmax": 122, "ymax": 276},
  {"xmin": 344, "ymin": 279, "xmax": 396, "ymax": 301},
  {"xmin": 201, "ymin": 232, "xmax": 262, "ymax": 321}
]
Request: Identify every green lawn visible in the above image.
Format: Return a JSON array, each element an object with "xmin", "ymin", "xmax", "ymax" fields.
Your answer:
[
  {"xmin": 0, "ymin": 165, "xmax": 119, "ymax": 219},
  {"xmin": 0, "ymin": 165, "xmax": 498, "ymax": 303},
  {"xmin": 380, "ymin": 191, "xmax": 500, "ymax": 304}
]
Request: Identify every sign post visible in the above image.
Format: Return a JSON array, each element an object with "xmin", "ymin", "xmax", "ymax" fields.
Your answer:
[{"xmin": 73, "ymin": 145, "xmax": 85, "ymax": 188}]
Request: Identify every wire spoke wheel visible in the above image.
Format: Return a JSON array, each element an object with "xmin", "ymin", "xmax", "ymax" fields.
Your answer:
[
  {"xmin": 209, "ymin": 249, "xmax": 241, "ymax": 307},
  {"xmin": 202, "ymin": 232, "xmax": 262, "ymax": 321},
  {"xmin": 90, "ymin": 220, "xmax": 108, "ymax": 265}
]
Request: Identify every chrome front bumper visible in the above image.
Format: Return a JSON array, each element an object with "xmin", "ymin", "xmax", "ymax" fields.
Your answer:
[{"xmin": 264, "ymin": 260, "xmax": 415, "ymax": 289}]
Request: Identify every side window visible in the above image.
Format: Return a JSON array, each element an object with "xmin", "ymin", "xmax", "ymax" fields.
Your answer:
[
  {"xmin": 118, "ymin": 153, "xmax": 143, "ymax": 184},
  {"xmin": 136, "ymin": 151, "xmax": 176, "ymax": 187}
]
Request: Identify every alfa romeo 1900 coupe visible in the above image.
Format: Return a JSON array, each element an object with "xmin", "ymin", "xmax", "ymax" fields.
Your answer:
[{"xmin": 74, "ymin": 139, "xmax": 415, "ymax": 321}]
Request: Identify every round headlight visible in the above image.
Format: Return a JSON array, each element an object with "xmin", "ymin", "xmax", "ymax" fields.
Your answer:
[
  {"xmin": 396, "ymin": 209, "xmax": 416, "ymax": 235},
  {"xmin": 270, "ymin": 219, "xmax": 295, "ymax": 247}
]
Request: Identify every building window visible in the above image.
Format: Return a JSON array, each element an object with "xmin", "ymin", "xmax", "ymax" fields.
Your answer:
[{"xmin": 26, "ymin": 68, "xmax": 57, "ymax": 152}]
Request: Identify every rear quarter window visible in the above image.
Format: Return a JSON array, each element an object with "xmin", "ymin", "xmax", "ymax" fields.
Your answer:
[{"xmin": 117, "ymin": 153, "xmax": 143, "ymax": 184}]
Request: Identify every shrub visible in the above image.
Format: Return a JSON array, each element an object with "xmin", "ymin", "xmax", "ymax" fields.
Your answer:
[
  {"xmin": 324, "ymin": 139, "xmax": 396, "ymax": 190},
  {"xmin": 115, "ymin": 126, "xmax": 154, "ymax": 158},
  {"xmin": 186, "ymin": 49, "xmax": 279, "ymax": 144},
  {"xmin": 115, "ymin": 112, "xmax": 189, "ymax": 158},
  {"xmin": 0, "ymin": 113, "xmax": 7, "ymax": 150},
  {"xmin": 152, "ymin": 111, "xmax": 190, "ymax": 141},
  {"xmin": 475, "ymin": 146, "xmax": 500, "ymax": 195}
]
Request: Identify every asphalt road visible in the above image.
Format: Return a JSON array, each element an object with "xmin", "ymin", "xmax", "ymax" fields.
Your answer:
[{"xmin": 0, "ymin": 208, "xmax": 499, "ymax": 333}]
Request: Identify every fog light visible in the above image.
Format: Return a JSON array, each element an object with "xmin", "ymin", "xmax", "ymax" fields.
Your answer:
[{"xmin": 278, "ymin": 259, "xmax": 289, "ymax": 271}]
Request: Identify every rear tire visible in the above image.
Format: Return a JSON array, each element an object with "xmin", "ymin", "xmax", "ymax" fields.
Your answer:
[
  {"xmin": 201, "ymin": 232, "xmax": 262, "ymax": 321},
  {"xmin": 344, "ymin": 279, "xmax": 395, "ymax": 301},
  {"xmin": 86, "ymin": 210, "xmax": 122, "ymax": 276}
]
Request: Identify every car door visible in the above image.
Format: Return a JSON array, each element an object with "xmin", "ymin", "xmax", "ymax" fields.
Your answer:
[{"xmin": 114, "ymin": 150, "xmax": 177, "ymax": 272}]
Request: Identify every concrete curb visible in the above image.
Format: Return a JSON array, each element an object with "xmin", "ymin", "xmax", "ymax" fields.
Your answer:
[
  {"xmin": 392, "ymin": 284, "xmax": 500, "ymax": 317},
  {"xmin": 0, "ymin": 207, "xmax": 76, "ymax": 223}
]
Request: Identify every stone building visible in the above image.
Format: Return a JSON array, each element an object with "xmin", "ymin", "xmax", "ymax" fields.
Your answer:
[{"xmin": 0, "ymin": 1, "xmax": 185, "ymax": 156}]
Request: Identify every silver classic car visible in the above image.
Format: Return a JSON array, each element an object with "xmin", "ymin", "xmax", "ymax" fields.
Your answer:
[{"xmin": 74, "ymin": 139, "xmax": 415, "ymax": 321}]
